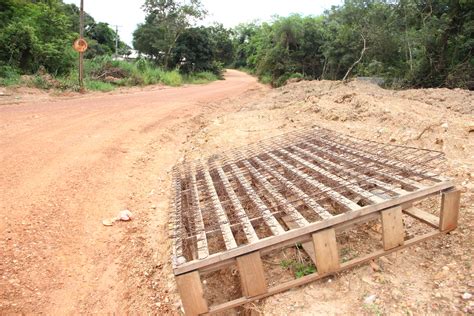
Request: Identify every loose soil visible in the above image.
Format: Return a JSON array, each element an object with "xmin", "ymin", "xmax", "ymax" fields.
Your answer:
[{"xmin": 1, "ymin": 71, "xmax": 473, "ymax": 315}]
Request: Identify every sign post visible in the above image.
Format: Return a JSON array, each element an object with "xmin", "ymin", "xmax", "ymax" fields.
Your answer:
[{"xmin": 78, "ymin": 0, "xmax": 85, "ymax": 92}]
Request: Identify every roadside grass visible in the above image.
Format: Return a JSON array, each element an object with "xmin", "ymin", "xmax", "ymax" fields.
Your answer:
[
  {"xmin": 0, "ymin": 57, "xmax": 220, "ymax": 92},
  {"xmin": 85, "ymin": 80, "xmax": 115, "ymax": 92},
  {"xmin": 0, "ymin": 65, "xmax": 21, "ymax": 86},
  {"xmin": 184, "ymin": 71, "xmax": 219, "ymax": 84}
]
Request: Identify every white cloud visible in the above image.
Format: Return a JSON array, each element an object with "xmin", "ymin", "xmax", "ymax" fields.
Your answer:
[{"xmin": 63, "ymin": 0, "xmax": 342, "ymax": 46}]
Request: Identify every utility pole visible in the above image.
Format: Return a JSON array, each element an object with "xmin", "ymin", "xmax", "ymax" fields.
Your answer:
[
  {"xmin": 114, "ymin": 25, "xmax": 122, "ymax": 59},
  {"xmin": 79, "ymin": 0, "xmax": 84, "ymax": 92},
  {"xmin": 115, "ymin": 25, "xmax": 119, "ymax": 57}
]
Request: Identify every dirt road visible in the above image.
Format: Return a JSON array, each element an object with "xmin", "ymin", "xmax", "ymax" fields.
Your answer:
[{"xmin": 0, "ymin": 70, "xmax": 267, "ymax": 314}]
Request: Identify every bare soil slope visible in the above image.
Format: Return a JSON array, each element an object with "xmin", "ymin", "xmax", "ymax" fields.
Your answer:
[{"xmin": 1, "ymin": 73, "xmax": 473, "ymax": 315}]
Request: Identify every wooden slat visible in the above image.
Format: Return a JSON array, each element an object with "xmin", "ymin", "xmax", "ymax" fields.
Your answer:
[
  {"xmin": 242, "ymin": 160, "xmax": 309, "ymax": 227},
  {"xmin": 176, "ymin": 271, "xmax": 208, "ymax": 316},
  {"xmin": 312, "ymin": 134, "xmax": 444, "ymax": 182},
  {"xmin": 190, "ymin": 166, "xmax": 209, "ymax": 259},
  {"xmin": 206, "ymin": 230, "xmax": 443, "ymax": 315},
  {"xmin": 201, "ymin": 165, "xmax": 238, "ymax": 250},
  {"xmin": 266, "ymin": 152, "xmax": 361, "ymax": 211},
  {"xmin": 172, "ymin": 167, "xmax": 186, "ymax": 266},
  {"xmin": 303, "ymin": 140, "xmax": 423, "ymax": 191},
  {"xmin": 253, "ymin": 157, "xmax": 333, "ymax": 219},
  {"xmin": 174, "ymin": 180, "xmax": 453, "ymax": 275},
  {"xmin": 236, "ymin": 252, "xmax": 267, "ymax": 297},
  {"xmin": 282, "ymin": 216, "xmax": 317, "ymax": 265},
  {"xmin": 440, "ymin": 189, "xmax": 461, "ymax": 232},
  {"xmin": 381, "ymin": 206, "xmax": 405, "ymax": 250},
  {"xmin": 312, "ymin": 228, "xmax": 340, "ymax": 274},
  {"xmin": 403, "ymin": 207, "xmax": 439, "ymax": 228},
  {"xmin": 295, "ymin": 143, "xmax": 408, "ymax": 195},
  {"xmin": 214, "ymin": 165, "xmax": 259, "ymax": 244},
  {"xmin": 280, "ymin": 148, "xmax": 385, "ymax": 204},
  {"xmin": 229, "ymin": 163, "xmax": 285, "ymax": 236}
]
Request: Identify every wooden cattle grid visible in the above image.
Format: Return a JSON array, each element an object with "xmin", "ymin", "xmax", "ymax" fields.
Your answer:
[{"xmin": 170, "ymin": 127, "xmax": 460, "ymax": 315}]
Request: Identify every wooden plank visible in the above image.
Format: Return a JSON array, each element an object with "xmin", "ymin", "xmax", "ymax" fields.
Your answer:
[
  {"xmin": 173, "ymin": 181, "xmax": 453, "ymax": 275},
  {"xmin": 176, "ymin": 271, "xmax": 208, "ymax": 316},
  {"xmin": 440, "ymin": 189, "xmax": 461, "ymax": 232},
  {"xmin": 201, "ymin": 165, "xmax": 238, "ymax": 250},
  {"xmin": 253, "ymin": 157, "xmax": 333, "ymax": 219},
  {"xmin": 215, "ymin": 166, "xmax": 259, "ymax": 244},
  {"xmin": 403, "ymin": 207, "xmax": 439, "ymax": 228},
  {"xmin": 236, "ymin": 252, "xmax": 267, "ymax": 297},
  {"xmin": 229, "ymin": 163, "xmax": 285, "ymax": 236},
  {"xmin": 312, "ymin": 228, "xmax": 340, "ymax": 274},
  {"xmin": 282, "ymin": 216, "xmax": 317, "ymax": 265},
  {"xmin": 312, "ymin": 134, "xmax": 445, "ymax": 182},
  {"xmin": 172, "ymin": 167, "xmax": 186, "ymax": 267},
  {"xmin": 242, "ymin": 160, "xmax": 309, "ymax": 227},
  {"xmin": 206, "ymin": 230, "xmax": 443, "ymax": 314},
  {"xmin": 381, "ymin": 206, "xmax": 404, "ymax": 250},
  {"xmin": 295, "ymin": 143, "xmax": 409, "ymax": 195},
  {"xmin": 303, "ymin": 141, "xmax": 423, "ymax": 191},
  {"xmin": 190, "ymin": 166, "xmax": 209, "ymax": 259},
  {"xmin": 280, "ymin": 148, "xmax": 386, "ymax": 204},
  {"xmin": 266, "ymin": 152, "xmax": 361, "ymax": 211}
]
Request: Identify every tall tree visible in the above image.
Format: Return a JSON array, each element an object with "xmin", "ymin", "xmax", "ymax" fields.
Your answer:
[{"xmin": 133, "ymin": 0, "xmax": 207, "ymax": 68}]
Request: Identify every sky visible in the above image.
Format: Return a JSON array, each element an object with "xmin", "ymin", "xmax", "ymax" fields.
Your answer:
[{"xmin": 63, "ymin": 0, "xmax": 343, "ymax": 46}]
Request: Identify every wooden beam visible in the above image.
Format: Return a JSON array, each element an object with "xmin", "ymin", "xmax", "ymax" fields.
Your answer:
[
  {"xmin": 266, "ymin": 152, "xmax": 361, "ymax": 211},
  {"xmin": 236, "ymin": 252, "xmax": 267, "ymax": 297},
  {"xmin": 242, "ymin": 160, "xmax": 309, "ymax": 227},
  {"xmin": 282, "ymin": 216, "xmax": 317, "ymax": 265},
  {"xmin": 312, "ymin": 133, "xmax": 445, "ymax": 183},
  {"xmin": 201, "ymin": 165, "xmax": 237, "ymax": 250},
  {"xmin": 295, "ymin": 143, "xmax": 409, "ymax": 195},
  {"xmin": 312, "ymin": 228, "xmax": 340, "ymax": 274},
  {"xmin": 280, "ymin": 147, "xmax": 385, "ymax": 204},
  {"xmin": 229, "ymin": 163, "xmax": 285, "ymax": 236},
  {"xmin": 381, "ymin": 206, "xmax": 404, "ymax": 250},
  {"xmin": 176, "ymin": 271, "xmax": 208, "ymax": 316},
  {"xmin": 215, "ymin": 165, "xmax": 259, "ymax": 244},
  {"xmin": 440, "ymin": 189, "xmax": 461, "ymax": 232},
  {"xmin": 172, "ymin": 167, "xmax": 186, "ymax": 267},
  {"xmin": 190, "ymin": 165, "xmax": 209, "ymax": 259},
  {"xmin": 304, "ymin": 141, "xmax": 423, "ymax": 191},
  {"xmin": 403, "ymin": 207, "xmax": 439, "ymax": 228},
  {"xmin": 253, "ymin": 157, "xmax": 333, "ymax": 219}
]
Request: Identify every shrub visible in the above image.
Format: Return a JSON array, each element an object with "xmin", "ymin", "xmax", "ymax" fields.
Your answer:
[
  {"xmin": 0, "ymin": 65, "xmax": 21, "ymax": 86},
  {"xmin": 160, "ymin": 70, "xmax": 182, "ymax": 86},
  {"xmin": 85, "ymin": 80, "xmax": 115, "ymax": 92}
]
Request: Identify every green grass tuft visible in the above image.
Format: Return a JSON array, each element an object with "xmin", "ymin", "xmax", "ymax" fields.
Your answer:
[
  {"xmin": 85, "ymin": 80, "xmax": 115, "ymax": 92},
  {"xmin": 160, "ymin": 70, "xmax": 183, "ymax": 86}
]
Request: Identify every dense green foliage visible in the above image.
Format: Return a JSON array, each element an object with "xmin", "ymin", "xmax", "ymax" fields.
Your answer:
[
  {"xmin": 0, "ymin": 0, "xmax": 129, "ymax": 76},
  {"xmin": 233, "ymin": 0, "xmax": 474, "ymax": 89},
  {"xmin": 133, "ymin": 0, "xmax": 231, "ymax": 76},
  {"xmin": 1, "ymin": 0, "xmax": 472, "ymax": 91}
]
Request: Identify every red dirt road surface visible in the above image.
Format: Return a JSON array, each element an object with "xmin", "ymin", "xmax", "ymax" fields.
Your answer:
[{"xmin": 0, "ymin": 70, "xmax": 265, "ymax": 314}]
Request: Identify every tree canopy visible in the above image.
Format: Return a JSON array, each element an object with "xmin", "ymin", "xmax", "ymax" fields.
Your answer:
[
  {"xmin": 0, "ymin": 0, "xmax": 130, "ymax": 75},
  {"xmin": 233, "ymin": 0, "xmax": 474, "ymax": 88}
]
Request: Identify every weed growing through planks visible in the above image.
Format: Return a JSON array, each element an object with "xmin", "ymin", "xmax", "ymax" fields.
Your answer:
[{"xmin": 280, "ymin": 259, "xmax": 316, "ymax": 278}]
